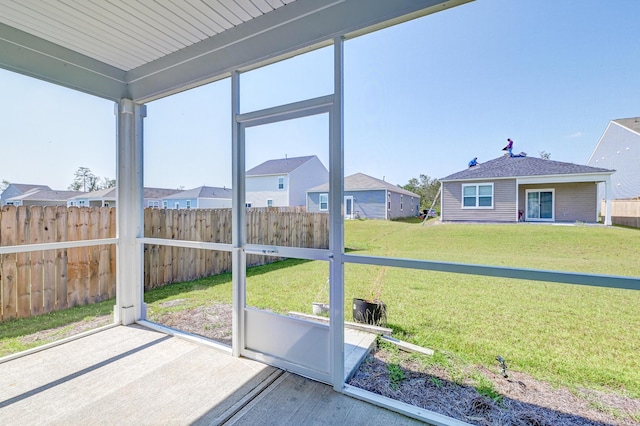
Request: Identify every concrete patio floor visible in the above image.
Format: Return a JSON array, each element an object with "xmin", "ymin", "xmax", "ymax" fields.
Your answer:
[{"xmin": 0, "ymin": 324, "xmax": 425, "ymax": 425}]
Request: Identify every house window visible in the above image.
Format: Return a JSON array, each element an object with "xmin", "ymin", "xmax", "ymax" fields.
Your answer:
[
  {"xmin": 267, "ymin": 199, "xmax": 273, "ymax": 207},
  {"xmin": 278, "ymin": 176, "xmax": 285, "ymax": 190},
  {"xmin": 186, "ymin": 200, "xmax": 191, "ymax": 209},
  {"xmin": 462, "ymin": 183, "xmax": 494, "ymax": 208},
  {"xmin": 400, "ymin": 195, "xmax": 403, "ymax": 211},
  {"xmin": 246, "ymin": 202, "xmax": 252, "ymax": 208},
  {"xmin": 411, "ymin": 197, "xmax": 414, "ymax": 211},
  {"xmin": 319, "ymin": 193, "xmax": 328, "ymax": 211},
  {"xmin": 78, "ymin": 200, "xmax": 85, "ymax": 207},
  {"xmin": 68, "ymin": 201, "xmax": 75, "ymax": 206},
  {"xmin": 387, "ymin": 192, "xmax": 391, "ymax": 210},
  {"xmin": 174, "ymin": 202, "xmax": 180, "ymax": 209},
  {"xmin": 163, "ymin": 201, "xmax": 168, "ymax": 209},
  {"xmin": 148, "ymin": 200, "xmax": 159, "ymax": 208},
  {"xmin": 104, "ymin": 202, "xmax": 110, "ymax": 207}
]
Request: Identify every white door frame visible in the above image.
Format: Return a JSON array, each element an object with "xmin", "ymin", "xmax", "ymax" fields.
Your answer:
[
  {"xmin": 344, "ymin": 196, "xmax": 354, "ymax": 219},
  {"xmin": 525, "ymin": 188, "xmax": 555, "ymax": 221}
]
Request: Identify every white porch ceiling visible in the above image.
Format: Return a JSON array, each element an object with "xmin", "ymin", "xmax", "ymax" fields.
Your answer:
[{"xmin": 0, "ymin": 0, "xmax": 471, "ymax": 102}]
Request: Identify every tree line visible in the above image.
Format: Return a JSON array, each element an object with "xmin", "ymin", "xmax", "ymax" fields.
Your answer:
[{"xmin": 0, "ymin": 167, "xmax": 115, "ymax": 194}]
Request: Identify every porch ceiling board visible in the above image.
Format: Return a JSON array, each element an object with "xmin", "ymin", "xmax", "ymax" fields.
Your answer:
[{"xmin": 0, "ymin": 0, "xmax": 470, "ymax": 102}]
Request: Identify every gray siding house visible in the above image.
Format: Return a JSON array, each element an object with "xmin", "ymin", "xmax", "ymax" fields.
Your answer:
[
  {"xmin": 246, "ymin": 155, "xmax": 328, "ymax": 208},
  {"xmin": 162, "ymin": 186, "xmax": 232, "ymax": 209},
  {"xmin": 306, "ymin": 173, "xmax": 420, "ymax": 220},
  {"xmin": 587, "ymin": 117, "xmax": 640, "ymax": 200},
  {"xmin": 440, "ymin": 156, "xmax": 614, "ymax": 224}
]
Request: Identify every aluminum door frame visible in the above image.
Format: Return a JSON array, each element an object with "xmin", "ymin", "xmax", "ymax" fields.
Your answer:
[{"xmin": 231, "ymin": 38, "xmax": 344, "ymax": 388}]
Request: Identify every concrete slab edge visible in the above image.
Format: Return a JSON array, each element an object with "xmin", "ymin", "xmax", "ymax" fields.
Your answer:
[
  {"xmin": 222, "ymin": 371, "xmax": 293, "ymax": 425},
  {"xmin": 212, "ymin": 369, "xmax": 285, "ymax": 425},
  {"xmin": 343, "ymin": 384, "xmax": 473, "ymax": 426},
  {"xmin": 136, "ymin": 319, "xmax": 232, "ymax": 355}
]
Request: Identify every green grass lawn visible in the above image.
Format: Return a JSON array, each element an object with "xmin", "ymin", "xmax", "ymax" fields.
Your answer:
[{"xmin": 2, "ymin": 220, "xmax": 639, "ymax": 400}]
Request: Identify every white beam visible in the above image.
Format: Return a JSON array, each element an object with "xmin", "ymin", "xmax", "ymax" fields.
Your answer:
[
  {"xmin": 0, "ymin": 23, "xmax": 127, "ymax": 100},
  {"xmin": 128, "ymin": 0, "xmax": 471, "ymax": 102}
]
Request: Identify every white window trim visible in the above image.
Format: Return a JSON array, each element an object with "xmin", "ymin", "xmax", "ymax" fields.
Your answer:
[
  {"xmin": 278, "ymin": 176, "xmax": 285, "ymax": 190},
  {"xmin": 186, "ymin": 200, "xmax": 191, "ymax": 209},
  {"xmin": 319, "ymin": 193, "xmax": 328, "ymax": 211},
  {"xmin": 267, "ymin": 198, "xmax": 273, "ymax": 207},
  {"xmin": 461, "ymin": 183, "xmax": 494, "ymax": 209}
]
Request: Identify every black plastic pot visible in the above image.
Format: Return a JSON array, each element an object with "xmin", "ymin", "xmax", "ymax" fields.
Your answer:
[{"xmin": 352, "ymin": 298, "xmax": 387, "ymax": 327}]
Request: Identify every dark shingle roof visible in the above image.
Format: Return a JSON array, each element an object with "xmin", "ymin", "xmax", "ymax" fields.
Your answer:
[
  {"xmin": 441, "ymin": 155, "xmax": 614, "ymax": 181},
  {"xmin": 307, "ymin": 173, "xmax": 420, "ymax": 197},
  {"xmin": 163, "ymin": 186, "xmax": 232, "ymax": 199},
  {"xmin": 246, "ymin": 155, "xmax": 318, "ymax": 176}
]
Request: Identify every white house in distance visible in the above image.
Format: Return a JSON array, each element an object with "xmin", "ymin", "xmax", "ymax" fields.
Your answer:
[
  {"xmin": 587, "ymin": 117, "xmax": 640, "ymax": 200},
  {"xmin": 245, "ymin": 155, "xmax": 328, "ymax": 208},
  {"xmin": 161, "ymin": 186, "xmax": 232, "ymax": 209},
  {"xmin": 68, "ymin": 187, "xmax": 182, "ymax": 208},
  {"xmin": 1, "ymin": 183, "xmax": 51, "ymax": 205}
]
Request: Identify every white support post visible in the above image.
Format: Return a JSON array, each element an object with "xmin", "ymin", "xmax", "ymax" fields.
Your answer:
[
  {"xmin": 604, "ymin": 178, "xmax": 612, "ymax": 226},
  {"xmin": 115, "ymin": 99, "xmax": 146, "ymax": 325},
  {"xmin": 231, "ymin": 71, "xmax": 245, "ymax": 357},
  {"xmin": 330, "ymin": 37, "xmax": 345, "ymax": 392}
]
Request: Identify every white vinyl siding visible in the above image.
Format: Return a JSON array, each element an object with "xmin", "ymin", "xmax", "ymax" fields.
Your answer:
[{"xmin": 462, "ymin": 183, "xmax": 494, "ymax": 208}]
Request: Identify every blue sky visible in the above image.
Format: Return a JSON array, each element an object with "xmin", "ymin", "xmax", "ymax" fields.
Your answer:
[{"xmin": 1, "ymin": 0, "xmax": 639, "ymax": 191}]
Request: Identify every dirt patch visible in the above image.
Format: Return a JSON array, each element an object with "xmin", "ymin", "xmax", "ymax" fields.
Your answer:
[{"xmin": 152, "ymin": 303, "xmax": 233, "ymax": 346}]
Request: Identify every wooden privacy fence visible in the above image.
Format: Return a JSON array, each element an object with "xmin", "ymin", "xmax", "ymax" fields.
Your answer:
[
  {"xmin": 0, "ymin": 206, "xmax": 116, "ymax": 322},
  {"xmin": 602, "ymin": 199, "xmax": 640, "ymax": 228},
  {"xmin": 1, "ymin": 206, "xmax": 329, "ymax": 321}
]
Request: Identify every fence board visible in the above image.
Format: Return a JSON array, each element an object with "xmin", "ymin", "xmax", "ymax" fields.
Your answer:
[
  {"xmin": 43, "ymin": 206, "xmax": 57, "ymax": 313},
  {"xmin": 29, "ymin": 207, "xmax": 44, "ymax": 316},
  {"xmin": 1, "ymin": 206, "xmax": 18, "ymax": 320},
  {"xmin": 66, "ymin": 207, "xmax": 81, "ymax": 308},
  {"xmin": 55, "ymin": 206, "xmax": 68, "ymax": 310},
  {"xmin": 88, "ymin": 208, "xmax": 100, "ymax": 303},
  {"xmin": 16, "ymin": 207, "xmax": 30, "ymax": 318}
]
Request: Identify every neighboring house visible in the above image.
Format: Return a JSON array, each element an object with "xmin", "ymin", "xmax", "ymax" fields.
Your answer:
[
  {"xmin": 68, "ymin": 187, "xmax": 182, "ymax": 208},
  {"xmin": 162, "ymin": 186, "xmax": 232, "ymax": 209},
  {"xmin": 1, "ymin": 183, "xmax": 51, "ymax": 205},
  {"xmin": 306, "ymin": 172, "xmax": 420, "ymax": 220},
  {"xmin": 587, "ymin": 117, "xmax": 640, "ymax": 200},
  {"xmin": 6, "ymin": 189, "xmax": 83, "ymax": 207},
  {"xmin": 440, "ymin": 156, "xmax": 615, "ymax": 224},
  {"xmin": 246, "ymin": 155, "xmax": 328, "ymax": 208}
]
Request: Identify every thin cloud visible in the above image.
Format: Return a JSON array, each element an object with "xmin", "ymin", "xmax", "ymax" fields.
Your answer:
[{"xmin": 565, "ymin": 131, "xmax": 584, "ymax": 139}]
